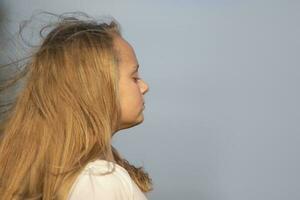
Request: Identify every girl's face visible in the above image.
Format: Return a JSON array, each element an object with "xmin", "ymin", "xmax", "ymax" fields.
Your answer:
[{"xmin": 114, "ymin": 36, "xmax": 149, "ymax": 131}]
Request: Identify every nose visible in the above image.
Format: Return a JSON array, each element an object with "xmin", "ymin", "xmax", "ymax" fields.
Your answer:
[{"xmin": 141, "ymin": 79, "xmax": 149, "ymax": 94}]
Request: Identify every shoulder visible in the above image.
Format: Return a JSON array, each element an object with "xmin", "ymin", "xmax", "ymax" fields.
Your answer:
[{"xmin": 67, "ymin": 160, "xmax": 134, "ymax": 200}]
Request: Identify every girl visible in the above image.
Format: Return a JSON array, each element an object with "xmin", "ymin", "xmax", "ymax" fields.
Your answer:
[{"xmin": 0, "ymin": 12, "xmax": 152, "ymax": 199}]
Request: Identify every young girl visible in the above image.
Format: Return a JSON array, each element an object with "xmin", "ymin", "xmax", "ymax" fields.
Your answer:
[{"xmin": 0, "ymin": 12, "xmax": 152, "ymax": 199}]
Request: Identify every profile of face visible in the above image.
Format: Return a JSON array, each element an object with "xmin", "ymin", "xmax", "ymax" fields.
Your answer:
[{"xmin": 114, "ymin": 36, "xmax": 149, "ymax": 131}]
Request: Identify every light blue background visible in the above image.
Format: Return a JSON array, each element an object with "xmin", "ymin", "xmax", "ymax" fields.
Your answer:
[{"xmin": 0, "ymin": 1, "xmax": 299, "ymax": 199}]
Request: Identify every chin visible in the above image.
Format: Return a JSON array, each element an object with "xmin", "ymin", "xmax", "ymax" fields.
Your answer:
[
  {"xmin": 117, "ymin": 116, "xmax": 144, "ymax": 131},
  {"xmin": 133, "ymin": 115, "xmax": 144, "ymax": 126},
  {"xmin": 133, "ymin": 114, "xmax": 145, "ymax": 124}
]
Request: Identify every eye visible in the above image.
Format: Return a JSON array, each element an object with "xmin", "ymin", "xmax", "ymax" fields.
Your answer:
[{"xmin": 133, "ymin": 77, "xmax": 140, "ymax": 82}]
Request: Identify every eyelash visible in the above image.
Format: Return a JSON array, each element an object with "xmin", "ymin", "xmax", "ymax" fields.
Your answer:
[{"xmin": 133, "ymin": 77, "xmax": 140, "ymax": 82}]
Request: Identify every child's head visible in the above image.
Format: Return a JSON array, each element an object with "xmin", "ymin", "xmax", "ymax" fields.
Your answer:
[
  {"xmin": 0, "ymin": 12, "xmax": 152, "ymax": 199},
  {"xmin": 28, "ymin": 13, "xmax": 149, "ymax": 134}
]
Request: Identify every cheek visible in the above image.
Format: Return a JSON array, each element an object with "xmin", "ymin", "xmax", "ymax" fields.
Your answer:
[
  {"xmin": 126, "ymin": 87, "xmax": 142, "ymax": 105},
  {"xmin": 126, "ymin": 80, "xmax": 140, "ymax": 94},
  {"xmin": 120, "ymin": 82, "xmax": 137, "ymax": 106},
  {"xmin": 119, "ymin": 81, "xmax": 141, "ymax": 104}
]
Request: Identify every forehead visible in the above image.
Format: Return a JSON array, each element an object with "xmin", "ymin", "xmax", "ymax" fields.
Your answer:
[{"xmin": 113, "ymin": 36, "xmax": 138, "ymax": 69}]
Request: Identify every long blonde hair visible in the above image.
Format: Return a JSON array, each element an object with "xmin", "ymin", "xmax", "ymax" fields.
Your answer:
[{"xmin": 0, "ymin": 12, "xmax": 153, "ymax": 199}]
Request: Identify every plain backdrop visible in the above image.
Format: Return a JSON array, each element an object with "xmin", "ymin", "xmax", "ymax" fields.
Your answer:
[{"xmin": 0, "ymin": 1, "xmax": 300, "ymax": 200}]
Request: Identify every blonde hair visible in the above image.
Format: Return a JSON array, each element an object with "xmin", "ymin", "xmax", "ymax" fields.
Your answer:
[{"xmin": 0, "ymin": 11, "xmax": 153, "ymax": 199}]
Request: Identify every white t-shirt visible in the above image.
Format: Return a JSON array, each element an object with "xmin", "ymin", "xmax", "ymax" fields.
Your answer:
[{"xmin": 67, "ymin": 159, "xmax": 149, "ymax": 200}]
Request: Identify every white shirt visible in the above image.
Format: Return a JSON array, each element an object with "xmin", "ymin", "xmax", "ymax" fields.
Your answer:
[{"xmin": 67, "ymin": 159, "xmax": 149, "ymax": 200}]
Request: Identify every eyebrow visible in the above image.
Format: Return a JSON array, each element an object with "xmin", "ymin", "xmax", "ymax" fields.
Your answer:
[{"xmin": 131, "ymin": 64, "xmax": 139, "ymax": 74}]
